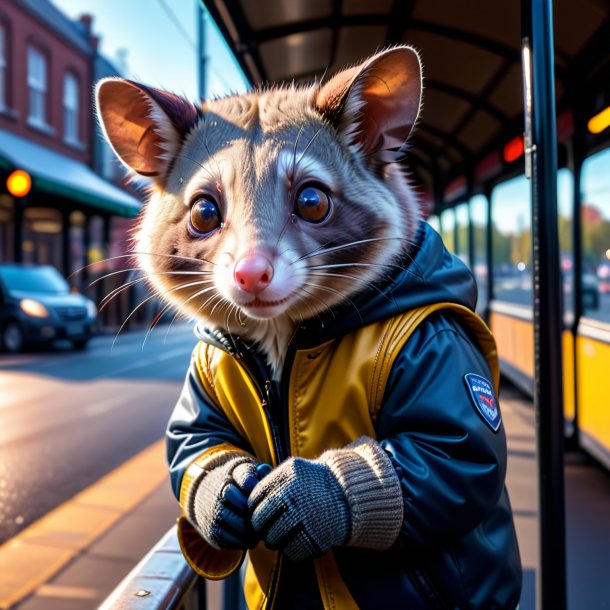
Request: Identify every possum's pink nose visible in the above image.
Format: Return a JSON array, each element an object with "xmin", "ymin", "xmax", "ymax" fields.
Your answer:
[{"xmin": 234, "ymin": 254, "xmax": 274, "ymax": 294}]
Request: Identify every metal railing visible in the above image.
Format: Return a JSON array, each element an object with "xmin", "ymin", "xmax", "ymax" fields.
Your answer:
[{"xmin": 98, "ymin": 526, "xmax": 203, "ymax": 610}]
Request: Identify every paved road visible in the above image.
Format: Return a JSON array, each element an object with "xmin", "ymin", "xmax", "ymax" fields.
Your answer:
[{"xmin": 0, "ymin": 324, "xmax": 197, "ymax": 544}]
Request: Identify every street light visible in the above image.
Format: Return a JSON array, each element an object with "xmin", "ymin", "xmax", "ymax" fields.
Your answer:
[{"xmin": 7, "ymin": 169, "xmax": 32, "ymax": 198}]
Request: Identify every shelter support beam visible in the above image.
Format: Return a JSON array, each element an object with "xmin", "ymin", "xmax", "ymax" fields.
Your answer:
[{"xmin": 522, "ymin": 1, "xmax": 567, "ymax": 609}]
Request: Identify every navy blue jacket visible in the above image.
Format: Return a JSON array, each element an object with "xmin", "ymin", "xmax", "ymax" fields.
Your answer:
[{"xmin": 167, "ymin": 222, "xmax": 522, "ymax": 609}]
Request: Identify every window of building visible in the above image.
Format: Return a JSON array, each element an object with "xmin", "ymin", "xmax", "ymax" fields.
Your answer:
[
  {"xmin": 581, "ymin": 148, "xmax": 610, "ymax": 323},
  {"xmin": 470, "ymin": 194, "xmax": 489, "ymax": 314},
  {"xmin": 27, "ymin": 45, "xmax": 48, "ymax": 126},
  {"xmin": 63, "ymin": 72, "xmax": 79, "ymax": 143},
  {"xmin": 22, "ymin": 207, "xmax": 63, "ymax": 270},
  {"xmin": 0, "ymin": 194, "xmax": 14, "ymax": 261},
  {"xmin": 0, "ymin": 22, "xmax": 7, "ymax": 110},
  {"xmin": 70, "ymin": 210, "xmax": 86, "ymax": 279},
  {"xmin": 491, "ymin": 175, "xmax": 532, "ymax": 306}
]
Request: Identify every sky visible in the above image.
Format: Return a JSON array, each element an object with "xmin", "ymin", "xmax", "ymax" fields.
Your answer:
[{"xmin": 52, "ymin": 0, "xmax": 250, "ymax": 101}]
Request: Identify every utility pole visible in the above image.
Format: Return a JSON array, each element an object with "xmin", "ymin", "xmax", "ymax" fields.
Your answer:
[{"xmin": 197, "ymin": 2, "xmax": 208, "ymax": 100}]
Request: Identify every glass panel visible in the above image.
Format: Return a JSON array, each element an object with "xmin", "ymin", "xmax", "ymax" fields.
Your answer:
[
  {"xmin": 491, "ymin": 175, "xmax": 532, "ymax": 306},
  {"xmin": 557, "ymin": 168, "xmax": 574, "ymax": 320},
  {"xmin": 427, "ymin": 214, "xmax": 440, "ymax": 234},
  {"xmin": 63, "ymin": 73, "xmax": 79, "ymax": 141},
  {"xmin": 22, "ymin": 207, "xmax": 63, "ymax": 270},
  {"xmin": 440, "ymin": 208, "xmax": 455, "ymax": 253},
  {"xmin": 0, "ymin": 25, "xmax": 6, "ymax": 109},
  {"xmin": 455, "ymin": 203, "xmax": 470, "ymax": 265},
  {"xmin": 470, "ymin": 194, "xmax": 488, "ymax": 314},
  {"xmin": 70, "ymin": 210, "xmax": 86, "ymax": 280},
  {"xmin": 0, "ymin": 194, "xmax": 14, "ymax": 261},
  {"xmin": 581, "ymin": 148, "xmax": 610, "ymax": 321},
  {"xmin": 27, "ymin": 46, "xmax": 47, "ymax": 123}
]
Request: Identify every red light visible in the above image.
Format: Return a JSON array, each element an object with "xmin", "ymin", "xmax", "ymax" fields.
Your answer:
[{"xmin": 503, "ymin": 135, "xmax": 524, "ymax": 163}]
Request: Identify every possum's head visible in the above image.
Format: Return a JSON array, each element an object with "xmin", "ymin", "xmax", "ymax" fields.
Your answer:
[{"xmin": 96, "ymin": 46, "xmax": 422, "ymax": 370}]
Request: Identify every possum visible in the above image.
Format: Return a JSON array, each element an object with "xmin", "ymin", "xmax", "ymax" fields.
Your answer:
[
  {"xmin": 95, "ymin": 46, "xmax": 522, "ymax": 610},
  {"xmin": 95, "ymin": 46, "xmax": 421, "ymax": 376}
]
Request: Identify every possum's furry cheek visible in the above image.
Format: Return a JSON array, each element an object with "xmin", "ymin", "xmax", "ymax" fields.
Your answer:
[{"xmin": 382, "ymin": 164, "xmax": 421, "ymax": 242}]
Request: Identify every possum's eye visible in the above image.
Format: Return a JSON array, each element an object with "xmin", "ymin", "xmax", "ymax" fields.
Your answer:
[
  {"xmin": 189, "ymin": 196, "xmax": 221, "ymax": 236},
  {"xmin": 295, "ymin": 184, "xmax": 332, "ymax": 223}
]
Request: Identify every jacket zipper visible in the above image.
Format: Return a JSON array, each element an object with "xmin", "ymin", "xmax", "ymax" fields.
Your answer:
[
  {"xmin": 206, "ymin": 328, "xmax": 303, "ymax": 608},
  {"xmin": 234, "ymin": 346, "xmax": 286, "ymax": 464}
]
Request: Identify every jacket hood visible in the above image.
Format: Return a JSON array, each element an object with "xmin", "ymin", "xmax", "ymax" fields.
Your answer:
[
  {"xmin": 302, "ymin": 221, "xmax": 478, "ymax": 344},
  {"xmin": 196, "ymin": 221, "xmax": 477, "ymax": 349}
]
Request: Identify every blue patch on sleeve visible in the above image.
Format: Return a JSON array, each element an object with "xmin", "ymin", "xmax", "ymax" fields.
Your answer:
[{"xmin": 464, "ymin": 373, "xmax": 501, "ymax": 432}]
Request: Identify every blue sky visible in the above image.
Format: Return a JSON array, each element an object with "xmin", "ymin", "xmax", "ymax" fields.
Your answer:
[{"xmin": 52, "ymin": 0, "xmax": 250, "ymax": 101}]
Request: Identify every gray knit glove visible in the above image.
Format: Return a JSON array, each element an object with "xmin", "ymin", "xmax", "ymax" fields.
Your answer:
[
  {"xmin": 248, "ymin": 437, "xmax": 404, "ymax": 562},
  {"xmin": 183, "ymin": 454, "xmax": 261, "ymax": 550}
]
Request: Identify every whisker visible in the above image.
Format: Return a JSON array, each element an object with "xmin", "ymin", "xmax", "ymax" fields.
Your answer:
[
  {"xmin": 87, "ymin": 268, "xmax": 213, "ymax": 289},
  {"xmin": 142, "ymin": 301, "xmax": 175, "ymax": 349},
  {"xmin": 180, "ymin": 151, "xmax": 220, "ymax": 184},
  {"xmin": 69, "ymin": 252, "xmax": 216, "ymax": 282},
  {"xmin": 210, "ymin": 296, "xmax": 228, "ymax": 318},
  {"xmin": 296, "ymin": 127, "xmax": 323, "ymax": 167},
  {"xmin": 290, "ymin": 126, "xmax": 305, "ymax": 191},
  {"xmin": 307, "ymin": 271, "xmax": 400, "ymax": 310},
  {"xmin": 99, "ymin": 276, "xmax": 214, "ymax": 313},
  {"xmin": 99, "ymin": 276, "xmax": 147, "ymax": 313},
  {"xmin": 302, "ymin": 282, "xmax": 363, "ymax": 324},
  {"xmin": 293, "ymin": 287, "xmax": 326, "ymax": 320},
  {"xmin": 112, "ymin": 278, "xmax": 214, "ymax": 349},
  {"xmin": 294, "ymin": 237, "xmax": 407, "ymax": 263},
  {"xmin": 131, "ymin": 250, "xmax": 217, "ymax": 268},
  {"xmin": 162, "ymin": 284, "xmax": 219, "ymax": 340},
  {"xmin": 308, "ymin": 262, "xmax": 405, "ymax": 273},
  {"xmin": 293, "ymin": 236, "xmax": 425, "ymax": 278}
]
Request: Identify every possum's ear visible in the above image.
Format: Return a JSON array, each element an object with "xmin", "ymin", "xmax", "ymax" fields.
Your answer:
[
  {"xmin": 95, "ymin": 78, "xmax": 198, "ymax": 181},
  {"xmin": 315, "ymin": 46, "xmax": 422, "ymax": 163}
]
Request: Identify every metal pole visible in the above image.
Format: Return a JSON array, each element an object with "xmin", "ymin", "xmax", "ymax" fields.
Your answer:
[
  {"xmin": 485, "ymin": 188, "xmax": 494, "ymax": 313},
  {"xmin": 522, "ymin": 1, "xmax": 567, "ymax": 608},
  {"xmin": 197, "ymin": 3, "xmax": 208, "ymax": 100}
]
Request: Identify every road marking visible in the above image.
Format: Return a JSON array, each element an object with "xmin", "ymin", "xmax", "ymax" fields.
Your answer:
[{"xmin": 0, "ymin": 439, "xmax": 169, "ymax": 610}]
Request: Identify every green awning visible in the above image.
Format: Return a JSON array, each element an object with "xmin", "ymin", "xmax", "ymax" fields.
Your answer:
[{"xmin": 0, "ymin": 130, "xmax": 141, "ymax": 217}]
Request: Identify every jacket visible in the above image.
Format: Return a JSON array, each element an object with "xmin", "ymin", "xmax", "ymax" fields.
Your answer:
[{"xmin": 166, "ymin": 221, "xmax": 522, "ymax": 609}]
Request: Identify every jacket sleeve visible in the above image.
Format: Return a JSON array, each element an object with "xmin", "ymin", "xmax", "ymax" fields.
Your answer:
[
  {"xmin": 166, "ymin": 345, "xmax": 254, "ymax": 580},
  {"xmin": 166, "ymin": 345, "xmax": 254, "ymax": 499},
  {"xmin": 376, "ymin": 312, "xmax": 507, "ymax": 550},
  {"xmin": 166, "ymin": 348, "xmax": 252, "ymax": 499}
]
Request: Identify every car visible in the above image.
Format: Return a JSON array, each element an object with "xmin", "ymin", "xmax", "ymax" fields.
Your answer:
[{"xmin": 0, "ymin": 264, "xmax": 98, "ymax": 353}]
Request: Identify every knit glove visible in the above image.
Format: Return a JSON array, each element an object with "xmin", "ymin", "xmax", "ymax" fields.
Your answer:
[
  {"xmin": 183, "ymin": 454, "xmax": 262, "ymax": 550},
  {"xmin": 248, "ymin": 437, "xmax": 404, "ymax": 562}
]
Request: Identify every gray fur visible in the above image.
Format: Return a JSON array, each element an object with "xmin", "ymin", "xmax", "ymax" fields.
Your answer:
[{"xmin": 98, "ymin": 48, "xmax": 423, "ymax": 377}]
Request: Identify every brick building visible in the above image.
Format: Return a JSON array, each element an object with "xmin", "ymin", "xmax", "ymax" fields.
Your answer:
[{"xmin": 0, "ymin": 0, "xmax": 140, "ymax": 291}]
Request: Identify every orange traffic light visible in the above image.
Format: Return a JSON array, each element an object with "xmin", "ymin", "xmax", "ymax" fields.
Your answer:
[{"xmin": 7, "ymin": 169, "xmax": 32, "ymax": 197}]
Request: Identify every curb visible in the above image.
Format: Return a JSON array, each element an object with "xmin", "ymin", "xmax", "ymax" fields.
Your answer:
[{"xmin": 0, "ymin": 440, "xmax": 167, "ymax": 610}]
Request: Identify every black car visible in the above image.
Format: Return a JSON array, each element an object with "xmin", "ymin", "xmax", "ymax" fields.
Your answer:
[{"xmin": 0, "ymin": 264, "xmax": 98, "ymax": 353}]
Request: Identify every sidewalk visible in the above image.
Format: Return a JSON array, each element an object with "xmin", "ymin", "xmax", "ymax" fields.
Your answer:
[
  {"xmin": 0, "ymin": 441, "xmax": 178, "ymax": 610},
  {"xmin": 502, "ymin": 383, "xmax": 610, "ymax": 610}
]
